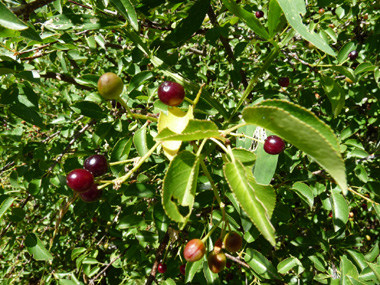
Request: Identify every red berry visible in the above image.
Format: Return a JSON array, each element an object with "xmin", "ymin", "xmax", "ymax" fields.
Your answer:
[
  {"xmin": 264, "ymin": 135, "xmax": 286, "ymax": 155},
  {"xmin": 223, "ymin": 232, "xmax": 243, "ymax": 253},
  {"xmin": 179, "ymin": 264, "xmax": 186, "ymax": 275},
  {"xmin": 158, "ymin": 81, "xmax": 185, "ymax": 106},
  {"xmin": 255, "ymin": 10, "xmax": 264, "ymax": 18},
  {"xmin": 84, "ymin": 154, "xmax": 108, "ymax": 177},
  {"xmin": 207, "ymin": 251, "xmax": 227, "ymax": 273},
  {"xmin": 348, "ymin": 50, "xmax": 358, "ymax": 60},
  {"xmin": 184, "ymin": 239, "xmax": 206, "ymax": 262},
  {"xmin": 66, "ymin": 169, "xmax": 94, "ymax": 192},
  {"xmin": 278, "ymin": 77, "xmax": 290, "ymax": 87},
  {"xmin": 318, "ymin": 8, "xmax": 325, "ymax": 15},
  {"xmin": 158, "ymin": 263, "xmax": 167, "ymax": 274},
  {"xmin": 80, "ymin": 184, "xmax": 102, "ymax": 202}
]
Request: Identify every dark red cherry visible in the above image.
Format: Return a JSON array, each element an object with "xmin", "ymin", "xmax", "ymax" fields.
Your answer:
[
  {"xmin": 184, "ymin": 239, "xmax": 206, "ymax": 262},
  {"xmin": 179, "ymin": 264, "xmax": 186, "ymax": 275},
  {"xmin": 66, "ymin": 169, "xmax": 94, "ymax": 192},
  {"xmin": 278, "ymin": 77, "xmax": 290, "ymax": 87},
  {"xmin": 264, "ymin": 135, "xmax": 286, "ymax": 155},
  {"xmin": 158, "ymin": 263, "xmax": 167, "ymax": 273},
  {"xmin": 255, "ymin": 10, "xmax": 264, "ymax": 18},
  {"xmin": 158, "ymin": 81, "xmax": 185, "ymax": 106},
  {"xmin": 348, "ymin": 50, "xmax": 358, "ymax": 60},
  {"xmin": 84, "ymin": 154, "xmax": 108, "ymax": 177},
  {"xmin": 80, "ymin": 184, "xmax": 102, "ymax": 202}
]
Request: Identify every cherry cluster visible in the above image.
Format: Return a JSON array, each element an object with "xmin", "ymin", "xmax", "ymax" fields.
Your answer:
[{"xmin": 66, "ymin": 154, "xmax": 108, "ymax": 202}]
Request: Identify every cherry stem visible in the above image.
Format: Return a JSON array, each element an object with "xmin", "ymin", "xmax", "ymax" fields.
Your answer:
[
  {"xmin": 201, "ymin": 219, "xmax": 223, "ymax": 244},
  {"xmin": 117, "ymin": 96, "xmax": 158, "ymax": 122},
  {"xmin": 193, "ymin": 83, "xmax": 205, "ymax": 107},
  {"xmin": 109, "ymin": 158, "xmax": 136, "ymax": 166}
]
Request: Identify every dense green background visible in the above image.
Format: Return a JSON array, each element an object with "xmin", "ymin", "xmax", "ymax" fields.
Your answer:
[{"xmin": 1, "ymin": 0, "xmax": 379, "ymax": 284}]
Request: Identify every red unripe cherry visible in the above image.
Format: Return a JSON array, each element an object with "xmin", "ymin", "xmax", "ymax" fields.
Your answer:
[
  {"xmin": 158, "ymin": 81, "xmax": 185, "ymax": 106},
  {"xmin": 66, "ymin": 169, "xmax": 94, "ymax": 192},
  {"xmin": 208, "ymin": 251, "xmax": 227, "ymax": 273},
  {"xmin": 183, "ymin": 239, "xmax": 206, "ymax": 262},
  {"xmin": 223, "ymin": 232, "xmax": 243, "ymax": 253},
  {"xmin": 264, "ymin": 135, "xmax": 286, "ymax": 155},
  {"xmin": 80, "ymin": 184, "xmax": 102, "ymax": 202},
  {"xmin": 157, "ymin": 263, "xmax": 167, "ymax": 273}
]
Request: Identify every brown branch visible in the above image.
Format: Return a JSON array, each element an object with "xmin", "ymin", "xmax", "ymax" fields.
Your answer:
[
  {"xmin": 224, "ymin": 252, "xmax": 250, "ymax": 269},
  {"xmin": 41, "ymin": 72, "xmax": 94, "ymax": 91},
  {"xmin": 13, "ymin": 0, "xmax": 55, "ymax": 17},
  {"xmin": 145, "ymin": 231, "xmax": 170, "ymax": 285},
  {"xmin": 207, "ymin": 7, "xmax": 248, "ymax": 88}
]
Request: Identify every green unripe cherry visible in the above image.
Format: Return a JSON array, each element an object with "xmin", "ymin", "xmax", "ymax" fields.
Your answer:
[{"xmin": 97, "ymin": 72, "xmax": 124, "ymax": 99}]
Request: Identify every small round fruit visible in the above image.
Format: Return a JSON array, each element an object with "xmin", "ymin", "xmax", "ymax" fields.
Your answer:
[
  {"xmin": 179, "ymin": 264, "xmax": 186, "ymax": 275},
  {"xmin": 207, "ymin": 251, "xmax": 227, "ymax": 273},
  {"xmin": 318, "ymin": 8, "xmax": 325, "ymax": 15},
  {"xmin": 264, "ymin": 135, "xmax": 286, "ymax": 155},
  {"xmin": 84, "ymin": 154, "xmax": 108, "ymax": 177},
  {"xmin": 80, "ymin": 184, "xmax": 102, "ymax": 202},
  {"xmin": 66, "ymin": 169, "xmax": 94, "ymax": 192},
  {"xmin": 255, "ymin": 10, "xmax": 264, "ymax": 18},
  {"xmin": 98, "ymin": 72, "xmax": 124, "ymax": 99},
  {"xmin": 184, "ymin": 239, "xmax": 206, "ymax": 262},
  {"xmin": 223, "ymin": 232, "xmax": 243, "ymax": 253},
  {"xmin": 158, "ymin": 81, "xmax": 185, "ymax": 106},
  {"xmin": 278, "ymin": 77, "xmax": 290, "ymax": 87},
  {"xmin": 307, "ymin": 41, "xmax": 315, "ymax": 49},
  {"xmin": 158, "ymin": 263, "xmax": 167, "ymax": 274},
  {"xmin": 345, "ymin": 77, "xmax": 354, "ymax": 84},
  {"xmin": 348, "ymin": 50, "xmax": 358, "ymax": 60}
]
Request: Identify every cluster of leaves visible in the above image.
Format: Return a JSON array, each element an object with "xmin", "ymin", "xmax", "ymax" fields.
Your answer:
[{"xmin": 1, "ymin": 0, "xmax": 380, "ymax": 284}]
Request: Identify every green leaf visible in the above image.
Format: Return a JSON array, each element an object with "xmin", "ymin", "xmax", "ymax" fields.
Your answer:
[
  {"xmin": 253, "ymin": 142, "xmax": 278, "ymax": 185},
  {"xmin": 231, "ymin": 148, "xmax": 256, "ymax": 169},
  {"xmin": 203, "ymin": 258, "xmax": 219, "ymax": 284},
  {"xmin": 71, "ymin": 247, "xmax": 87, "ymax": 260},
  {"xmin": 0, "ymin": 197, "xmax": 14, "ymax": 222},
  {"xmin": 127, "ymin": 71, "xmax": 154, "ymax": 92},
  {"xmin": 133, "ymin": 125, "xmax": 148, "ymax": 157},
  {"xmin": 291, "ymin": 182, "xmax": 314, "ymax": 209},
  {"xmin": 109, "ymin": 0, "xmax": 139, "ymax": 31},
  {"xmin": 367, "ymin": 263, "xmax": 380, "ymax": 283},
  {"xmin": 224, "ymin": 159, "xmax": 276, "ymax": 246},
  {"xmin": 164, "ymin": 0, "xmax": 210, "ymax": 48},
  {"xmin": 9, "ymin": 103, "xmax": 44, "ymax": 128},
  {"xmin": 330, "ymin": 189, "xmax": 349, "ymax": 232},
  {"xmin": 71, "ymin": 101, "xmax": 106, "ymax": 119},
  {"xmin": 268, "ymin": 0, "xmax": 285, "ymax": 37},
  {"xmin": 340, "ymin": 255, "xmax": 359, "ymax": 284},
  {"xmin": 117, "ymin": 215, "xmax": 145, "ymax": 229},
  {"xmin": 355, "ymin": 63, "xmax": 375, "ymax": 75},
  {"xmin": 111, "ymin": 137, "xmax": 132, "ymax": 162},
  {"xmin": 331, "ymin": 66, "xmax": 356, "ymax": 82},
  {"xmin": 321, "ymin": 74, "xmax": 346, "ymax": 117},
  {"xmin": 337, "ymin": 42, "xmax": 356, "ymax": 64},
  {"xmin": 153, "ymin": 203, "xmax": 169, "ymax": 240},
  {"xmin": 162, "ymin": 279, "xmax": 176, "ymax": 285},
  {"xmin": 277, "ymin": 256, "xmax": 302, "ymax": 274},
  {"xmin": 0, "ymin": 2, "xmax": 28, "ymax": 30},
  {"xmin": 25, "ymin": 233, "xmax": 54, "ymax": 261},
  {"xmin": 346, "ymin": 250, "xmax": 367, "ymax": 271},
  {"xmin": 185, "ymin": 258, "xmax": 203, "ymax": 283},
  {"xmin": 155, "ymin": 119, "xmax": 220, "ymax": 142},
  {"xmin": 221, "ymin": 0, "xmax": 269, "ymax": 40},
  {"xmin": 242, "ymin": 99, "xmax": 347, "ymax": 195},
  {"xmin": 162, "ymin": 151, "xmax": 200, "ymax": 225},
  {"xmin": 244, "ymin": 248, "xmax": 282, "ymax": 280},
  {"xmin": 276, "ymin": 0, "xmax": 335, "ymax": 56},
  {"xmin": 365, "ymin": 241, "xmax": 379, "ymax": 262}
]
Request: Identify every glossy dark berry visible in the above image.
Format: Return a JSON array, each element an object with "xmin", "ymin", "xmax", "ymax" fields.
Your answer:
[
  {"xmin": 278, "ymin": 77, "xmax": 290, "ymax": 87},
  {"xmin": 207, "ymin": 251, "xmax": 227, "ymax": 273},
  {"xmin": 179, "ymin": 264, "xmax": 186, "ymax": 275},
  {"xmin": 66, "ymin": 169, "xmax": 94, "ymax": 192},
  {"xmin": 117, "ymin": 37, "xmax": 122, "ymax": 43},
  {"xmin": 348, "ymin": 50, "xmax": 358, "ymax": 60},
  {"xmin": 264, "ymin": 135, "xmax": 286, "ymax": 155},
  {"xmin": 255, "ymin": 10, "xmax": 264, "ymax": 18},
  {"xmin": 98, "ymin": 72, "xmax": 124, "ymax": 99},
  {"xmin": 158, "ymin": 263, "xmax": 167, "ymax": 274},
  {"xmin": 80, "ymin": 184, "xmax": 102, "ymax": 202},
  {"xmin": 223, "ymin": 232, "xmax": 243, "ymax": 253},
  {"xmin": 84, "ymin": 154, "xmax": 108, "ymax": 177},
  {"xmin": 184, "ymin": 239, "xmax": 206, "ymax": 262},
  {"xmin": 158, "ymin": 81, "xmax": 185, "ymax": 106}
]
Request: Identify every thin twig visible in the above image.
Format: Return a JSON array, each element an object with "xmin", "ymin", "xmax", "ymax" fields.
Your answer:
[
  {"xmin": 12, "ymin": 0, "xmax": 55, "ymax": 17},
  {"xmin": 224, "ymin": 252, "xmax": 250, "ymax": 269},
  {"xmin": 41, "ymin": 72, "xmax": 94, "ymax": 91}
]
